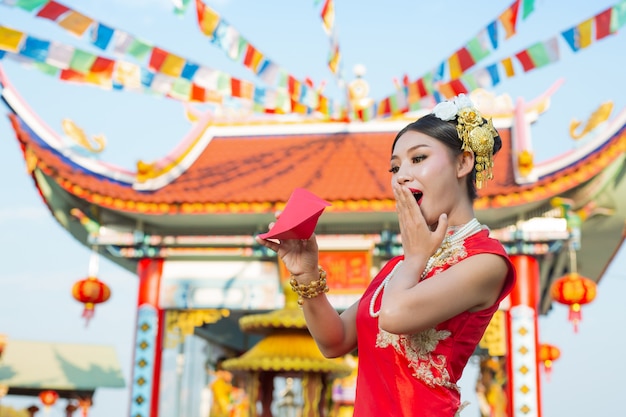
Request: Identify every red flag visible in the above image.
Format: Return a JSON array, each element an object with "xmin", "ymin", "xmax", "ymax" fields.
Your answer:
[
  {"xmin": 148, "ymin": 47, "xmax": 168, "ymax": 72},
  {"xmin": 36, "ymin": 1, "xmax": 70, "ymax": 21},
  {"xmin": 595, "ymin": 8, "xmax": 613, "ymax": 40},
  {"xmin": 231, "ymin": 78, "xmax": 241, "ymax": 97},
  {"xmin": 450, "ymin": 79, "xmax": 468, "ymax": 95},
  {"xmin": 416, "ymin": 78, "xmax": 428, "ymax": 98},
  {"xmin": 191, "ymin": 84, "xmax": 206, "ymax": 102},
  {"xmin": 515, "ymin": 50, "xmax": 535, "ymax": 72},
  {"xmin": 90, "ymin": 57, "xmax": 114, "ymax": 75},
  {"xmin": 243, "ymin": 44, "xmax": 255, "ymax": 68},
  {"xmin": 457, "ymin": 47, "xmax": 476, "ymax": 73}
]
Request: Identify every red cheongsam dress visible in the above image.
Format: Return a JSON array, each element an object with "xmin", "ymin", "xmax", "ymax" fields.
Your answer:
[{"xmin": 353, "ymin": 228, "xmax": 516, "ymax": 417}]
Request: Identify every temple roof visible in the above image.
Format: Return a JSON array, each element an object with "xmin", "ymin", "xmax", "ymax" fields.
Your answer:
[
  {"xmin": 3, "ymin": 65, "xmax": 626, "ymax": 306},
  {"xmin": 0, "ymin": 339, "xmax": 125, "ymax": 399}
]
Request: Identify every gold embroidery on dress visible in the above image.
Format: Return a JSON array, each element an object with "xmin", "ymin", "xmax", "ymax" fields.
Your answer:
[
  {"xmin": 423, "ymin": 239, "xmax": 468, "ymax": 280},
  {"xmin": 374, "ymin": 239, "xmax": 471, "ymax": 392},
  {"xmin": 377, "ymin": 328, "xmax": 458, "ymax": 392}
]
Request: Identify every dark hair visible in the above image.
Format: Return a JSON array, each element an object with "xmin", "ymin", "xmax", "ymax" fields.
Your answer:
[{"xmin": 391, "ymin": 113, "xmax": 502, "ymax": 200}]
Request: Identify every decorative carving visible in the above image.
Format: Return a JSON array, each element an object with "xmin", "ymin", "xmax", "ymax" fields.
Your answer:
[
  {"xmin": 569, "ymin": 101, "xmax": 613, "ymax": 140},
  {"xmin": 62, "ymin": 119, "xmax": 106, "ymax": 153}
]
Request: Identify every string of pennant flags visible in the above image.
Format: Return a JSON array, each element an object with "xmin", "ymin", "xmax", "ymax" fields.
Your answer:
[
  {"xmin": 1, "ymin": 0, "xmax": 625, "ymax": 122},
  {"xmin": 0, "ymin": 0, "xmax": 344, "ymax": 118},
  {"xmin": 369, "ymin": 0, "xmax": 537, "ymax": 122},
  {"xmin": 362, "ymin": 0, "xmax": 626, "ymax": 121},
  {"xmin": 0, "ymin": 24, "xmax": 325, "ymax": 115},
  {"xmin": 193, "ymin": 0, "xmax": 343, "ymax": 118},
  {"xmin": 318, "ymin": 0, "xmax": 343, "ymax": 83}
]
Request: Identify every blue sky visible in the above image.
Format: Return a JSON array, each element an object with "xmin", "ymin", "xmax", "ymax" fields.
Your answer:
[{"xmin": 0, "ymin": 0, "xmax": 625, "ymax": 416}]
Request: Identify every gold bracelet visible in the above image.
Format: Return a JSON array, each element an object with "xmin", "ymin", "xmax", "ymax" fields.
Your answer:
[{"xmin": 289, "ymin": 266, "xmax": 329, "ymax": 306}]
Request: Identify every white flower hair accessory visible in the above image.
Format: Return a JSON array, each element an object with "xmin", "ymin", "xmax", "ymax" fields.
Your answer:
[{"xmin": 431, "ymin": 94, "xmax": 499, "ymax": 189}]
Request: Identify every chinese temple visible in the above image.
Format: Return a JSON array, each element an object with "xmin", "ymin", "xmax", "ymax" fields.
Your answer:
[{"xmin": 3, "ymin": 10, "xmax": 626, "ymax": 408}]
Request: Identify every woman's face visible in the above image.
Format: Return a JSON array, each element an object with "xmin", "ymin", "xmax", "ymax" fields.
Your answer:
[{"xmin": 390, "ymin": 130, "xmax": 462, "ymax": 225}]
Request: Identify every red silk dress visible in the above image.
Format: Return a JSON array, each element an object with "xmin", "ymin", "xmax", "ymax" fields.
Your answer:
[{"xmin": 353, "ymin": 229, "xmax": 516, "ymax": 417}]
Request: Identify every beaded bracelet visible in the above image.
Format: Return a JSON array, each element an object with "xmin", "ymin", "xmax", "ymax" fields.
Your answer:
[{"xmin": 289, "ymin": 266, "xmax": 329, "ymax": 306}]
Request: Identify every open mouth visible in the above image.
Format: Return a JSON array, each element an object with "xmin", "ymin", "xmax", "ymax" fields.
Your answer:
[{"xmin": 409, "ymin": 188, "xmax": 423, "ymax": 204}]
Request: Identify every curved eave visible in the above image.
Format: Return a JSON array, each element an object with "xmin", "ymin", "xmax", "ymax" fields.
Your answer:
[
  {"xmin": 0, "ymin": 65, "xmax": 136, "ymax": 184},
  {"xmin": 222, "ymin": 333, "xmax": 351, "ymax": 375},
  {"xmin": 475, "ymin": 122, "xmax": 626, "ymax": 212}
]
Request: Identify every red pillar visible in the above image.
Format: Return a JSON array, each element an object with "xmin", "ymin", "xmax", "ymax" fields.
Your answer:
[
  {"xmin": 506, "ymin": 255, "xmax": 542, "ymax": 417},
  {"xmin": 129, "ymin": 258, "xmax": 164, "ymax": 417}
]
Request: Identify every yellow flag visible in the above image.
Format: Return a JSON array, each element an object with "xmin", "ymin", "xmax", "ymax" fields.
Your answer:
[
  {"xmin": 578, "ymin": 18, "xmax": 593, "ymax": 49},
  {"xmin": 199, "ymin": 6, "xmax": 220, "ymax": 36},
  {"xmin": 0, "ymin": 26, "xmax": 24, "ymax": 53},
  {"xmin": 501, "ymin": 57, "xmax": 515, "ymax": 77},
  {"xmin": 448, "ymin": 53, "xmax": 462, "ymax": 80},
  {"xmin": 160, "ymin": 53, "xmax": 186, "ymax": 77}
]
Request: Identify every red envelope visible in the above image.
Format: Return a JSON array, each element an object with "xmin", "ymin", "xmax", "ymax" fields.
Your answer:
[{"xmin": 258, "ymin": 188, "xmax": 331, "ymax": 240}]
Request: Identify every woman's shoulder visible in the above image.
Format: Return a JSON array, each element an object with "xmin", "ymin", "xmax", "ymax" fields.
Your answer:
[{"xmin": 466, "ymin": 228, "xmax": 508, "ymax": 257}]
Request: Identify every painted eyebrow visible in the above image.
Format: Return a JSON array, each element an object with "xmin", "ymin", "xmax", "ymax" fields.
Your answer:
[{"xmin": 390, "ymin": 144, "xmax": 430, "ymax": 161}]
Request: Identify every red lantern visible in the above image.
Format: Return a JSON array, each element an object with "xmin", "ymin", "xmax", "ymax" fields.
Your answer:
[
  {"xmin": 538, "ymin": 343, "xmax": 561, "ymax": 380},
  {"xmin": 72, "ymin": 276, "xmax": 111, "ymax": 325},
  {"xmin": 550, "ymin": 272, "xmax": 597, "ymax": 332},
  {"xmin": 39, "ymin": 390, "xmax": 59, "ymax": 411}
]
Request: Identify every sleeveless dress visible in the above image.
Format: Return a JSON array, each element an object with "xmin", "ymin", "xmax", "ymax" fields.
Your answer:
[{"xmin": 353, "ymin": 229, "xmax": 516, "ymax": 417}]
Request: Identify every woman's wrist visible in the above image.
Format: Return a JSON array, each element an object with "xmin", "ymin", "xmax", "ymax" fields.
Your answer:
[{"xmin": 289, "ymin": 266, "xmax": 329, "ymax": 306}]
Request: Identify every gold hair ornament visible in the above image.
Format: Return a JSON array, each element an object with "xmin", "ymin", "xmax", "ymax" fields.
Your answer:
[{"xmin": 432, "ymin": 94, "xmax": 498, "ymax": 189}]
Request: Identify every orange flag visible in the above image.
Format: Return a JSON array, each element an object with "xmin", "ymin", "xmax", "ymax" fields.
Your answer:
[{"xmin": 499, "ymin": 0, "xmax": 521, "ymax": 39}]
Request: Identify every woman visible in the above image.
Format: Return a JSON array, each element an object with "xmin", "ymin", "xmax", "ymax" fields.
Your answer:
[{"xmin": 255, "ymin": 94, "xmax": 516, "ymax": 416}]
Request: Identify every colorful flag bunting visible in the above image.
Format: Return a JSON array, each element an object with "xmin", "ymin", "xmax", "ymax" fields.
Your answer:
[
  {"xmin": 467, "ymin": 31, "xmax": 491, "ymax": 62},
  {"xmin": 20, "ymin": 36, "xmax": 50, "ymax": 61},
  {"xmin": 321, "ymin": 0, "xmax": 335, "ymax": 35},
  {"xmin": 499, "ymin": 0, "xmax": 521, "ymax": 39},
  {"xmin": 578, "ymin": 18, "xmax": 594, "ymax": 49},
  {"xmin": 180, "ymin": 62, "xmax": 199, "ymax": 81},
  {"xmin": 561, "ymin": 27, "xmax": 579, "ymax": 52},
  {"xmin": 160, "ymin": 53, "xmax": 186, "ymax": 78},
  {"xmin": 595, "ymin": 8, "xmax": 613, "ymax": 40},
  {"xmin": 172, "ymin": 0, "xmax": 191, "ymax": 16},
  {"xmin": 15, "ymin": 0, "xmax": 48, "ymax": 12},
  {"xmin": 501, "ymin": 57, "xmax": 515, "ymax": 77},
  {"xmin": 148, "ymin": 47, "xmax": 168, "ymax": 72},
  {"xmin": 195, "ymin": 0, "xmax": 220, "ymax": 36},
  {"xmin": 521, "ymin": 0, "xmax": 535, "ymax": 19},
  {"xmin": 69, "ymin": 49, "xmax": 96, "ymax": 73},
  {"xmin": 0, "ymin": 26, "xmax": 24, "ymax": 53},
  {"xmin": 611, "ymin": 0, "xmax": 626, "ymax": 33},
  {"xmin": 58, "ymin": 10, "xmax": 94, "ymax": 36},
  {"xmin": 91, "ymin": 23, "xmax": 115, "ymax": 50},
  {"xmin": 36, "ymin": 1, "xmax": 69, "ymax": 21},
  {"xmin": 486, "ymin": 20, "xmax": 499, "ymax": 49},
  {"xmin": 46, "ymin": 41, "xmax": 73, "ymax": 68}
]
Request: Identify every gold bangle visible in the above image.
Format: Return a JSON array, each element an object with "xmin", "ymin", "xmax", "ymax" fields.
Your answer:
[{"xmin": 289, "ymin": 266, "xmax": 329, "ymax": 306}]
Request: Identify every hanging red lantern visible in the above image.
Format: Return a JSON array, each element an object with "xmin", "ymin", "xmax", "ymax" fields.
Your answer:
[
  {"xmin": 77, "ymin": 397, "xmax": 93, "ymax": 417},
  {"xmin": 538, "ymin": 343, "xmax": 561, "ymax": 380},
  {"xmin": 550, "ymin": 272, "xmax": 597, "ymax": 332},
  {"xmin": 72, "ymin": 276, "xmax": 111, "ymax": 325},
  {"xmin": 39, "ymin": 390, "xmax": 59, "ymax": 411}
]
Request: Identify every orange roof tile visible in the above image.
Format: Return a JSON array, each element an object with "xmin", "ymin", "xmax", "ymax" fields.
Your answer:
[{"xmin": 11, "ymin": 112, "xmax": 626, "ymax": 215}]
